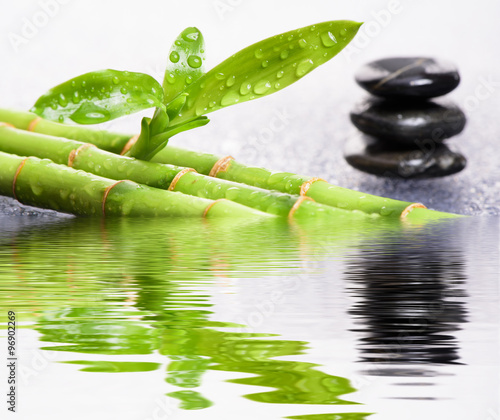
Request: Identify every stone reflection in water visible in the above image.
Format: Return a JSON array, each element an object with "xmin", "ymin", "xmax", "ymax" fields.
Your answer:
[
  {"xmin": 345, "ymin": 222, "xmax": 468, "ymax": 373},
  {"xmin": 0, "ymin": 217, "xmax": 370, "ymax": 415}
]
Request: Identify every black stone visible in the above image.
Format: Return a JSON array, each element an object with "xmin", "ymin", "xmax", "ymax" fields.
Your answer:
[
  {"xmin": 350, "ymin": 98, "xmax": 466, "ymax": 145},
  {"xmin": 344, "ymin": 133, "xmax": 466, "ymax": 178},
  {"xmin": 355, "ymin": 57, "xmax": 460, "ymax": 99}
]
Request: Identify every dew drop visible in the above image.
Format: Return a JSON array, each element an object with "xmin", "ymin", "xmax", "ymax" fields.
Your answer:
[
  {"xmin": 239, "ymin": 82, "xmax": 252, "ymax": 95},
  {"xmin": 287, "ymin": 35, "xmax": 294, "ymax": 41},
  {"xmin": 58, "ymin": 93, "xmax": 68, "ymax": 107},
  {"xmin": 175, "ymin": 40, "xmax": 181, "ymax": 46},
  {"xmin": 71, "ymin": 80, "xmax": 76, "ymax": 87},
  {"xmin": 126, "ymin": 98, "xmax": 133, "ymax": 103},
  {"xmin": 215, "ymin": 72, "xmax": 225, "ymax": 80},
  {"xmin": 185, "ymin": 76, "xmax": 193, "ymax": 85},
  {"xmin": 112, "ymin": 76, "xmax": 120, "ymax": 85},
  {"xmin": 298, "ymin": 39, "xmax": 307, "ymax": 49},
  {"xmin": 81, "ymin": 81, "xmax": 86, "ymax": 87},
  {"xmin": 261, "ymin": 60, "xmax": 269, "ymax": 68},
  {"xmin": 72, "ymin": 91, "xmax": 80, "ymax": 104},
  {"xmin": 321, "ymin": 31, "xmax": 337, "ymax": 47},
  {"xmin": 165, "ymin": 72, "xmax": 176, "ymax": 84},
  {"xmin": 120, "ymin": 87, "xmax": 128, "ymax": 94},
  {"xmin": 58, "ymin": 115, "xmax": 64, "ymax": 123},
  {"xmin": 226, "ymin": 75, "xmax": 236, "ymax": 87},
  {"xmin": 310, "ymin": 25, "xmax": 316, "ymax": 32},
  {"xmin": 253, "ymin": 80, "xmax": 271, "ymax": 95},
  {"xmin": 182, "ymin": 28, "xmax": 199, "ymax": 42},
  {"xmin": 295, "ymin": 59, "xmax": 314, "ymax": 77},
  {"xmin": 208, "ymin": 101, "xmax": 216, "ymax": 108},
  {"xmin": 187, "ymin": 55, "xmax": 202, "ymax": 68},
  {"xmin": 340, "ymin": 28, "xmax": 348, "ymax": 38},
  {"xmin": 274, "ymin": 82, "xmax": 281, "ymax": 89},
  {"xmin": 276, "ymin": 70, "xmax": 284, "ymax": 79},
  {"xmin": 254, "ymin": 48, "xmax": 264, "ymax": 59},
  {"xmin": 169, "ymin": 51, "xmax": 180, "ymax": 63},
  {"xmin": 280, "ymin": 50, "xmax": 289, "ymax": 60},
  {"xmin": 221, "ymin": 90, "xmax": 240, "ymax": 106}
]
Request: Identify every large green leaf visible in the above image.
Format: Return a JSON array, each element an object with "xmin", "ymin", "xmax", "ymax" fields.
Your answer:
[
  {"xmin": 163, "ymin": 27, "xmax": 206, "ymax": 105},
  {"xmin": 31, "ymin": 70, "xmax": 164, "ymax": 124},
  {"xmin": 172, "ymin": 21, "xmax": 362, "ymax": 123}
]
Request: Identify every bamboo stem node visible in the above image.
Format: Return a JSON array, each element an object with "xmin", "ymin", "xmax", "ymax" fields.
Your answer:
[
  {"xmin": 68, "ymin": 143, "xmax": 96, "ymax": 167},
  {"xmin": 203, "ymin": 199, "xmax": 226, "ymax": 218},
  {"xmin": 289, "ymin": 196, "xmax": 314, "ymax": 218},
  {"xmin": 168, "ymin": 168, "xmax": 197, "ymax": 191},
  {"xmin": 401, "ymin": 203, "xmax": 427, "ymax": 219},
  {"xmin": 120, "ymin": 135, "xmax": 139, "ymax": 155},
  {"xmin": 300, "ymin": 177, "xmax": 326, "ymax": 196},
  {"xmin": 102, "ymin": 180, "xmax": 127, "ymax": 216},
  {"xmin": 209, "ymin": 156, "xmax": 234, "ymax": 178},
  {"xmin": 27, "ymin": 117, "xmax": 42, "ymax": 132},
  {"xmin": 0, "ymin": 122, "xmax": 15, "ymax": 129},
  {"xmin": 12, "ymin": 157, "xmax": 30, "ymax": 201}
]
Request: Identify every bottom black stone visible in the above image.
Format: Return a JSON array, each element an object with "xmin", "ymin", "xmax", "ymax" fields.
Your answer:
[{"xmin": 344, "ymin": 133, "xmax": 467, "ymax": 178}]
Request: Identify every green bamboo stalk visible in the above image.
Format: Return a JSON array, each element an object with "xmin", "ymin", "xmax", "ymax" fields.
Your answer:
[
  {"xmin": 0, "ymin": 150, "xmax": 269, "ymax": 218},
  {"xmin": 0, "ymin": 125, "xmax": 372, "ymax": 220},
  {"xmin": 0, "ymin": 108, "xmax": 461, "ymax": 221}
]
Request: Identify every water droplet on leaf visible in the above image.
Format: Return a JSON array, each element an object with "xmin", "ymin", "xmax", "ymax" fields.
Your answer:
[
  {"xmin": 280, "ymin": 50, "xmax": 289, "ymax": 60},
  {"xmin": 170, "ymin": 51, "xmax": 180, "ymax": 63},
  {"xmin": 253, "ymin": 80, "xmax": 271, "ymax": 94},
  {"xmin": 321, "ymin": 31, "xmax": 337, "ymax": 47},
  {"xmin": 296, "ymin": 59, "xmax": 314, "ymax": 77},
  {"xmin": 240, "ymin": 82, "xmax": 251, "ymax": 95},
  {"xmin": 221, "ymin": 90, "xmax": 240, "ymax": 106}
]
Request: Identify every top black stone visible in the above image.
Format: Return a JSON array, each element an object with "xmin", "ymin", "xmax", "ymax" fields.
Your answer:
[{"xmin": 355, "ymin": 57, "xmax": 460, "ymax": 99}]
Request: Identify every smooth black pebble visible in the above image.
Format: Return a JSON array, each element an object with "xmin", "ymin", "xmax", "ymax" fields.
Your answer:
[
  {"xmin": 344, "ymin": 133, "xmax": 467, "ymax": 178},
  {"xmin": 350, "ymin": 98, "xmax": 466, "ymax": 145},
  {"xmin": 355, "ymin": 57, "xmax": 460, "ymax": 99}
]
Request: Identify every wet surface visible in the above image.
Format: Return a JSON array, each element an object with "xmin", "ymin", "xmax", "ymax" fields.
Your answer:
[{"xmin": 0, "ymin": 216, "xmax": 498, "ymax": 419}]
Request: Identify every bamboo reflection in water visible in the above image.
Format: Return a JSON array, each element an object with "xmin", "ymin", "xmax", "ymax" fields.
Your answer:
[{"xmin": 0, "ymin": 217, "xmax": 378, "ymax": 415}]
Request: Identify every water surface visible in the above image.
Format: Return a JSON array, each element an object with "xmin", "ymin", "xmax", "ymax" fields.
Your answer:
[{"xmin": 0, "ymin": 216, "xmax": 498, "ymax": 419}]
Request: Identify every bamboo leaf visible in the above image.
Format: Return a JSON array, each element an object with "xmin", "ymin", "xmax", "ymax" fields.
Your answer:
[
  {"xmin": 163, "ymin": 27, "xmax": 206, "ymax": 105},
  {"xmin": 173, "ymin": 21, "xmax": 362, "ymax": 122},
  {"xmin": 31, "ymin": 70, "xmax": 164, "ymax": 124}
]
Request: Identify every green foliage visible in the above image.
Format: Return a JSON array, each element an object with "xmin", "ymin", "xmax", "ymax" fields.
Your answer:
[
  {"xmin": 31, "ymin": 21, "xmax": 361, "ymax": 160},
  {"xmin": 31, "ymin": 70, "xmax": 164, "ymax": 124},
  {"xmin": 163, "ymin": 27, "xmax": 206, "ymax": 105}
]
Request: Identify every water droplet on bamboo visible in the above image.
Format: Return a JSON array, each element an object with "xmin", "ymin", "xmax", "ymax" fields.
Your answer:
[
  {"xmin": 253, "ymin": 80, "xmax": 271, "ymax": 94},
  {"xmin": 58, "ymin": 93, "xmax": 68, "ymax": 107},
  {"xmin": 240, "ymin": 82, "xmax": 251, "ymax": 95},
  {"xmin": 182, "ymin": 29, "xmax": 199, "ymax": 42},
  {"xmin": 187, "ymin": 55, "xmax": 202, "ymax": 68},
  {"xmin": 165, "ymin": 72, "xmax": 176, "ymax": 84},
  {"xmin": 321, "ymin": 31, "xmax": 337, "ymax": 47},
  {"xmin": 169, "ymin": 51, "xmax": 180, "ymax": 63},
  {"xmin": 221, "ymin": 90, "xmax": 240, "ymax": 106}
]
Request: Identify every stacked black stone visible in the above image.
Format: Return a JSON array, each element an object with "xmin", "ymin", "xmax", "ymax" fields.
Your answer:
[{"xmin": 345, "ymin": 57, "xmax": 467, "ymax": 178}]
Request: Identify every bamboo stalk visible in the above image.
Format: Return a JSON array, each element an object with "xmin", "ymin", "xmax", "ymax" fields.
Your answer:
[
  {"xmin": 0, "ymin": 108, "xmax": 461, "ymax": 221},
  {"xmin": 0, "ymin": 150, "xmax": 270, "ymax": 218},
  {"xmin": 0, "ymin": 125, "xmax": 371, "ymax": 220}
]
